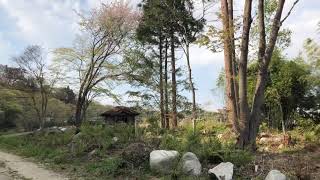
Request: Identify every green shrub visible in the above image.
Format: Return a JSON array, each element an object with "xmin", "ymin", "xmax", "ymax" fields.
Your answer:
[
  {"xmin": 159, "ymin": 134, "xmax": 182, "ymax": 151},
  {"xmin": 86, "ymin": 157, "xmax": 124, "ymax": 176},
  {"xmin": 222, "ymin": 150, "xmax": 253, "ymax": 167}
]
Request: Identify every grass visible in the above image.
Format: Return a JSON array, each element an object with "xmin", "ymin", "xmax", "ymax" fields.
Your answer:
[
  {"xmin": 7, "ymin": 119, "xmax": 314, "ymax": 179},
  {"xmin": 0, "ymin": 123, "xmax": 155, "ymax": 179}
]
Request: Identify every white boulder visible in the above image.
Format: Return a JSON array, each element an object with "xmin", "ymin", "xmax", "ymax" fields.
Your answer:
[
  {"xmin": 150, "ymin": 150, "xmax": 179, "ymax": 174},
  {"xmin": 112, "ymin": 137, "xmax": 119, "ymax": 143},
  {"xmin": 208, "ymin": 162, "xmax": 234, "ymax": 180},
  {"xmin": 181, "ymin": 152, "xmax": 201, "ymax": 176},
  {"xmin": 265, "ymin": 170, "xmax": 286, "ymax": 180}
]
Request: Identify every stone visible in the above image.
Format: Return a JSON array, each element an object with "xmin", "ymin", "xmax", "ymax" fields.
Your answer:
[
  {"xmin": 69, "ymin": 132, "xmax": 83, "ymax": 155},
  {"xmin": 255, "ymin": 165, "xmax": 259, "ymax": 173},
  {"xmin": 58, "ymin": 127, "xmax": 67, "ymax": 132},
  {"xmin": 181, "ymin": 152, "xmax": 201, "ymax": 176},
  {"xmin": 208, "ymin": 162, "xmax": 234, "ymax": 180},
  {"xmin": 265, "ymin": 170, "xmax": 286, "ymax": 180},
  {"xmin": 87, "ymin": 149, "xmax": 97, "ymax": 159},
  {"xmin": 278, "ymin": 144, "xmax": 285, "ymax": 149},
  {"xmin": 259, "ymin": 137, "xmax": 269, "ymax": 144},
  {"xmin": 112, "ymin": 137, "xmax": 119, "ymax": 143},
  {"xmin": 150, "ymin": 150, "xmax": 179, "ymax": 174},
  {"xmin": 260, "ymin": 132, "xmax": 270, "ymax": 138}
]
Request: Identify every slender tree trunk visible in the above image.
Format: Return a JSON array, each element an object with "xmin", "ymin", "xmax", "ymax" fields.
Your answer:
[
  {"xmin": 249, "ymin": 0, "xmax": 286, "ymax": 147},
  {"xmin": 164, "ymin": 39, "xmax": 170, "ymax": 129},
  {"xmin": 75, "ymin": 92, "xmax": 87, "ymax": 128},
  {"xmin": 237, "ymin": 0, "xmax": 252, "ymax": 148},
  {"xmin": 171, "ymin": 32, "xmax": 177, "ymax": 128},
  {"xmin": 31, "ymin": 94, "xmax": 42, "ymax": 129},
  {"xmin": 185, "ymin": 44, "xmax": 197, "ymax": 132},
  {"xmin": 227, "ymin": 0, "xmax": 239, "ymax": 118},
  {"xmin": 221, "ymin": 0, "xmax": 239, "ymax": 133},
  {"xmin": 159, "ymin": 34, "xmax": 165, "ymax": 128},
  {"xmin": 75, "ymin": 97, "xmax": 83, "ymax": 128}
]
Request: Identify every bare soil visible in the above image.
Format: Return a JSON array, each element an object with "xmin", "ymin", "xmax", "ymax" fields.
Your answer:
[
  {"xmin": 238, "ymin": 143, "xmax": 320, "ymax": 179},
  {"xmin": 0, "ymin": 150, "xmax": 68, "ymax": 180}
]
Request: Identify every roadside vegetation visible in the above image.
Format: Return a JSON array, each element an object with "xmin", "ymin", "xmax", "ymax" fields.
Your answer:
[
  {"xmin": 0, "ymin": 117, "xmax": 319, "ymax": 179},
  {"xmin": 0, "ymin": 0, "xmax": 319, "ymax": 179}
]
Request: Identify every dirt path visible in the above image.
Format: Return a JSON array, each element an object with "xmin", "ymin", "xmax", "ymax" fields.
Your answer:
[{"xmin": 0, "ymin": 150, "xmax": 68, "ymax": 180}]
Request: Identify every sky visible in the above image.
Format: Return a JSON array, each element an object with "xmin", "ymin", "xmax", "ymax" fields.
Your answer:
[{"xmin": 0, "ymin": 0, "xmax": 319, "ymax": 111}]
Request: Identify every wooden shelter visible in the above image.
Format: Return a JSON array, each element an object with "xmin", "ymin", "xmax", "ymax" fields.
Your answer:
[{"xmin": 100, "ymin": 106, "xmax": 139, "ymax": 124}]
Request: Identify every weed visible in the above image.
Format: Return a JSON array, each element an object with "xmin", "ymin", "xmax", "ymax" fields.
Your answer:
[{"xmin": 86, "ymin": 157, "xmax": 124, "ymax": 176}]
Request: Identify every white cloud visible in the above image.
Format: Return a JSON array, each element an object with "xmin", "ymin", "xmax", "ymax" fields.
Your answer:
[
  {"xmin": 283, "ymin": 9, "xmax": 320, "ymax": 58},
  {"xmin": 0, "ymin": 0, "xmax": 83, "ymax": 50},
  {"xmin": 189, "ymin": 45, "xmax": 224, "ymax": 66},
  {"xmin": 0, "ymin": 32, "xmax": 14, "ymax": 64}
]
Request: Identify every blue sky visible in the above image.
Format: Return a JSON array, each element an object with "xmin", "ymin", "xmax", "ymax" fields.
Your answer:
[{"xmin": 0, "ymin": 0, "xmax": 319, "ymax": 111}]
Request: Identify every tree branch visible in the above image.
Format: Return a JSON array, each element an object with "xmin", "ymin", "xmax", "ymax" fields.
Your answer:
[{"xmin": 280, "ymin": 0, "xmax": 299, "ymax": 25}]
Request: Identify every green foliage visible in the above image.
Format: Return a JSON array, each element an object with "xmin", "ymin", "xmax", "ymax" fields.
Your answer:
[
  {"xmin": 86, "ymin": 157, "xmax": 124, "ymax": 176},
  {"xmin": 247, "ymin": 50, "xmax": 314, "ymax": 129},
  {"xmin": 222, "ymin": 150, "xmax": 253, "ymax": 167},
  {"xmin": 0, "ymin": 132, "xmax": 71, "ymax": 163},
  {"xmin": 294, "ymin": 117, "xmax": 320, "ymax": 143},
  {"xmin": 69, "ymin": 123, "xmax": 135, "ymax": 156},
  {"xmin": 158, "ymin": 122, "xmax": 252, "ymax": 168},
  {"xmin": 159, "ymin": 134, "xmax": 182, "ymax": 151}
]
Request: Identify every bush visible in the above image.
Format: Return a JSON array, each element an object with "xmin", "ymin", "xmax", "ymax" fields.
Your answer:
[
  {"xmin": 159, "ymin": 134, "xmax": 182, "ymax": 151},
  {"xmin": 122, "ymin": 142, "xmax": 151, "ymax": 167},
  {"xmin": 86, "ymin": 157, "xmax": 124, "ymax": 176},
  {"xmin": 222, "ymin": 150, "xmax": 253, "ymax": 167}
]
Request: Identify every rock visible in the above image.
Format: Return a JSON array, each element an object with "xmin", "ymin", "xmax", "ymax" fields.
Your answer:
[
  {"xmin": 273, "ymin": 136, "xmax": 283, "ymax": 143},
  {"xmin": 260, "ymin": 132, "xmax": 270, "ymax": 138},
  {"xmin": 69, "ymin": 132, "xmax": 83, "ymax": 155},
  {"xmin": 265, "ymin": 170, "xmax": 286, "ymax": 180},
  {"xmin": 45, "ymin": 128, "xmax": 62, "ymax": 135},
  {"xmin": 278, "ymin": 144, "xmax": 284, "ymax": 149},
  {"xmin": 122, "ymin": 143, "xmax": 151, "ymax": 167},
  {"xmin": 72, "ymin": 132, "xmax": 82, "ymax": 141},
  {"xmin": 150, "ymin": 150, "xmax": 179, "ymax": 174},
  {"xmin": 87, "ymin": 149, "xmax": 97, "ymax": 159},
  {"xmin": 208, "ymin": 162, "xmax": 234, "ymax": 180},
  {"xmin": 58, "ymin": 127, "xmax": 67, "ymax": 132},
  {"xmin": 181, "ymin": 152, "xmax": 201, "ymax": 176},
  {"xmin": 263, "ymin": 147, "xmax": 270, "ymax": 152},
  {"xmin": 255, "ymin": 165, "xmax": 259, "ymax": 173},
  {"xmin": 217, "ymin": 134, "xmax": 223, "ymax": 139},
  {"xmin": 112, "ymin": 137, "xmax": 119, "ymax": 143},
  {"xmin": 259, "ymin": 137, "xmax": 269, "ymax": 144}
]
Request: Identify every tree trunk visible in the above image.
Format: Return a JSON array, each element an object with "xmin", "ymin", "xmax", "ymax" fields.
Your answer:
[
  {"xmin": 220, "ymin": 0, "xmax": 295, "ymax": 150},
  {"xmin": 185, "ymin": 44, "xmax": 197, "ymax": 132},
  {"xmin": 171, "ymin": 32, "xmax": 177, "ymax": 128},
  {"xmin": 237, "ymin": 0, "xmax": 252, "ymax": 148},
  {"xmin": 159, "ymin": 34, "xmax": 165, "ymax": 128},
  {"xmin": 249, "ymin": 0, "xmax": 286, "ymax": 148},
  {"xmin": 75, "ymin": 95, "xmax": 84, "ymax": 128},
  {"xmin": 220, "ymin": 0, "xmax": 239, "ymax": 133},
  {"xmin": 164, "ymin": 39, "xmax": 170, "ymax": 129},
  {"xmin": 227, "ymin": 0, "xmax": 239, "ymax": 118},
  {"xmin": 31, "ymin": 94, "xmax": 42, "ymax": 129}
]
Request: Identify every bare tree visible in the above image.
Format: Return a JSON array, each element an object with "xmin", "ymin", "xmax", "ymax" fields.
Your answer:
[
  {"xmin": 12, "ymin": 45, "xmax": 48, "ymax": 129},
  {"xmin": 53, "ymin": 2, "xmax": 139, "ymax": 128}
]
